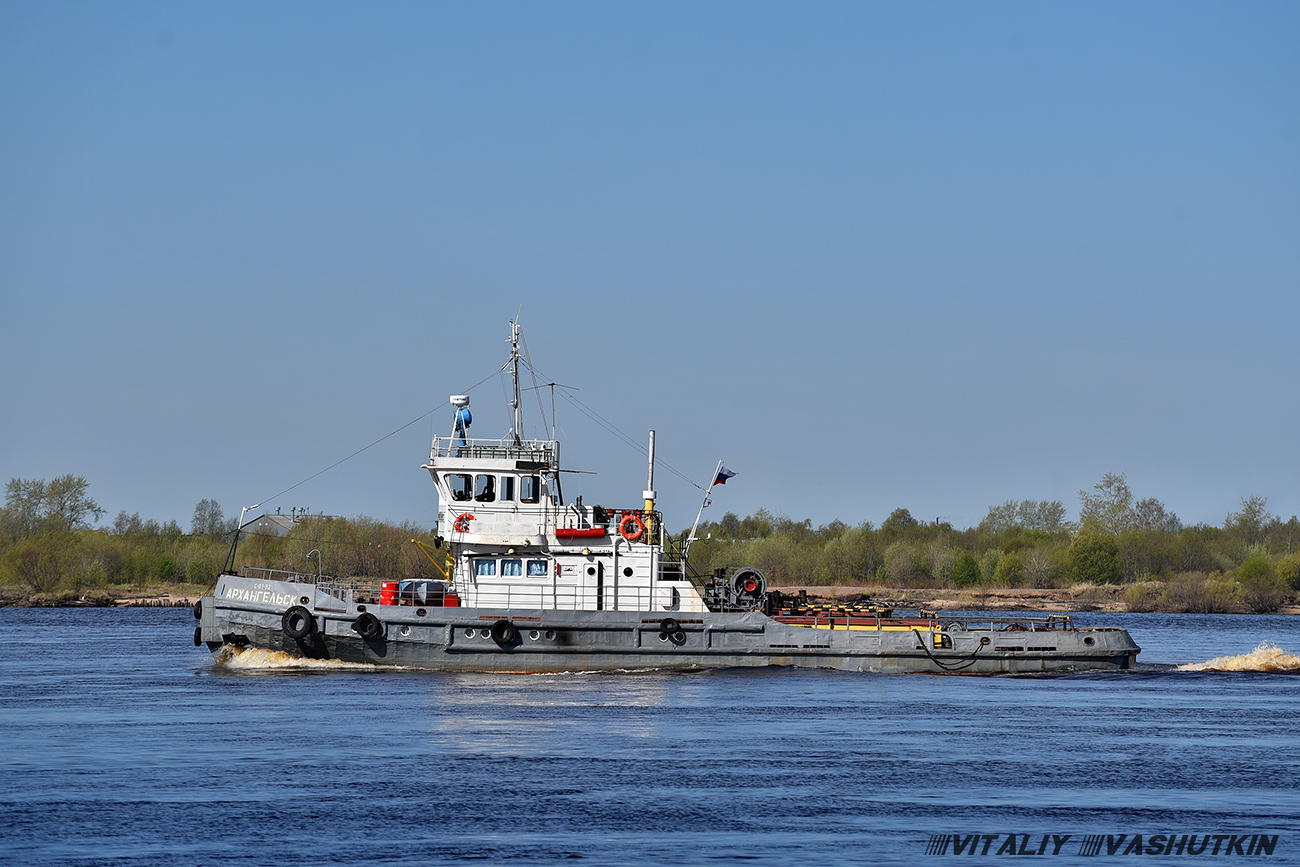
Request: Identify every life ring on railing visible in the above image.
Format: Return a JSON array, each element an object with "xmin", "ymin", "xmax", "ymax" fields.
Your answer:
[
  {"xmin": 619, "ymin": 513, "xmax": 645, "ymax": 542},
  {"xmin": 453, "ymin": 512, "xmax": 475, "ymax": 533}
]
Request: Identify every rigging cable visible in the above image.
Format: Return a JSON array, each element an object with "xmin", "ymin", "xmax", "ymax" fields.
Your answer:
[{"xmin": 251, "ymin": 369, "xmax": 501, "ymax": 508}]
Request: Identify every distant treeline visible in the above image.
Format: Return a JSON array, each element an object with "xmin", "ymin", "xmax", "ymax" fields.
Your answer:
[
  {"xmin": 0, "ymin": 475, "xmax": 441, "ymax": 597},
  {"xmin": 1, "ymin": 472, "xmax": 1296, "ymax": 612},
  {"xmin": 682, "ymin": 472, "xmax": 1298, "ymax": 613}
]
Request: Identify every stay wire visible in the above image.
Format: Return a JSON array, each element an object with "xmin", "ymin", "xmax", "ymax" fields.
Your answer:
[
  {"xmin": 253, "ymin": 369, "xmax": 500, "ymax": 508},
  {"xmin": 548, "ymin": 383, "xmax": 707, "ymax": 493}
]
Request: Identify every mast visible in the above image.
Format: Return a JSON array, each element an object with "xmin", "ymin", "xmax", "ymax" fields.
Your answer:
[
  {"xmin": 507, "ymin": 319, "xmax": 523, "ymax": 445},
  {"xmin": 683, "ymin": 459, "xmax": 724, "ymax": 569},
  {"xmin": 643, "ymin": 430, "xmax": 656, "ymax": 540}
]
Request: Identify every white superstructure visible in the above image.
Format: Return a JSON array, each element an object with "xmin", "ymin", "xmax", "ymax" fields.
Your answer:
[{"xmin": 422, "ymin": 320, "xmax": 705, "ymax": 614}]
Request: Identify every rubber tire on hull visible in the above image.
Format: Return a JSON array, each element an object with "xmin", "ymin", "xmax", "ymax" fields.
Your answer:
[
  {"xmin": 193, "ymin": 599, "xmax": 202, "ymax": 620},
  {"xmin": 490, "ymin": 619, "xmax": 518, "ymax": 646},
  {"xmin": 351, "ymin": 612, "xmax": 383, "ymax": 639},
  {"xmin": 282, "ymin": 606, "xmax": 316, "ymax": 640},
  {"xmin": 193, "ymin": 625, "xmax": 202, "ymax": 647}
]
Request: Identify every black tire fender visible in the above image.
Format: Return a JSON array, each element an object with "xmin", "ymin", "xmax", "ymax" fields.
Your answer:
[
  {"xmin": 193, "ymin": 625, "xmax": 203, "ymax": 647},
  {"xmin": 490, "ymin": 619, "xmax": 518, "ymax": 646},
  {"xmin": 660, "ymin": 617, "xmax": 681, "ymax": 635},
  {"xmin": 193, "ymin": 599, "xmax": 202, "ymax": 620},
  {"xmin": 282, "ymin": 605, "xmax": 315, "ymax": 640},
  {"xmin": 351, "ymin": 611, "xmax": 383, "ymax": 639}
]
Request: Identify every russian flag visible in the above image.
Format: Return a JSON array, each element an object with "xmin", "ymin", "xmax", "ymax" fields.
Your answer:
[{"xmin": 714, "ymin": 466, "xmax": 736, "ymax": 486}]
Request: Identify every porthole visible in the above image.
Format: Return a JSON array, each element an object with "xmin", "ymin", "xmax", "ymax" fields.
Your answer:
[
  {"xmin": 544, "ymin": 630, "xmax": 556, "ymax": 640},
  {"xmin": 1084, "ymin": 636, "xmax": 1096, "ymax": 646},
  {"xmin": 399, "ymin": 626, "xmax": 411, "ymax": 637},
  {"xmin": 300, "ymin": 596, "xmax": 310, "ymax": 604},
  {"xmin": 480, "ymin": 628, "xmax": 492, "ymax": 639},
  {"xmin": 529, "ymin": 630, "xmax": 540, "ymax": 641},
  {"xmin": 623, "ymin": 567, "xmax": 633, "ymax": 577},
  {"xmin": 464, "ymin": 628, "xmax": 475, "ymax": 638},
  {"xmin": 416, "ymin": 608, "xmax": 427, "ymax": 617},
  {"xmin": 658, "ymin": 631, "xmax": 669, "ymax": 642},
  {"xmin": 587, "ymin": 566, "xmax": 596, "ymax": 576}
]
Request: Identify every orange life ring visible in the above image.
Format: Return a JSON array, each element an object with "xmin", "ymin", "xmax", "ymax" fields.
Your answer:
[
  {"xmin": 619, "ymin": 512, "xmax": 645, "ymax": 542},
  {"xmin": 453, "ymin": 512, "xmax": 475, "ymax": 533}
]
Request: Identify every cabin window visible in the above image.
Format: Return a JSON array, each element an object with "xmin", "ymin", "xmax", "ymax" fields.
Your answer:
[
  {"xmin": 527, "ymin": 559, "xmax": 548, "ymax": 577},
  {"xmin": 473, "ymin": 559, "xmax": 496, "ymax": 577},
  {"xmin": 501, "ymin": 559, "xmax": 522, "ymax": 576},
  {"xmin": 474, "ymin": 474, "xmax": 496, "ymax": 502},
  {"xmin": 501, "ymin": 476, "xmax": 515, "ymax": 501},
  {"xmin": 520, "ymin": 475, "xmax": 541, "ymax": 504},
  {"xmin": 447, "ymin": 474, "xmax": 472, "ymax": 502}
]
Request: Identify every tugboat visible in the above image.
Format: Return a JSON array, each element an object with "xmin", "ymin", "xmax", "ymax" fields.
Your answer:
[{"xmin": 194, "ymin": 322, "xmax": 1141, "ymax": 673}]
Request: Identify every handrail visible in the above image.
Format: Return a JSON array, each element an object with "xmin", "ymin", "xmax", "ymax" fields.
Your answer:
[
  {"xmin": 238, "ymin": 565, "xmax": 318, "ymax": 584},
  {"xmin": 430, "ymin": 435, "xmax": 558, "ymax": 463}
]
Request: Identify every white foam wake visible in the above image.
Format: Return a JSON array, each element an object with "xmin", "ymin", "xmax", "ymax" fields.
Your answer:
[
  {"xmin": 1178, "ymin": 641, "xmax": 1300, "ymax": 672},
  {"xmin": 215, "ymin": 645, "xmax": 384, "ymax": 671}
]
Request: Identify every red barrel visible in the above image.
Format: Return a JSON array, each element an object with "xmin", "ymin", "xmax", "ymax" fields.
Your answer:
[{"xmin": 380, "ymin": 581, "xmax": 398, "ymax": 605}]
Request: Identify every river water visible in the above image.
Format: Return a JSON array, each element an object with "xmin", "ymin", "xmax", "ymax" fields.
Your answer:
[{"xmin": 2, "ymin": 608, "xmax": 1298, "ymax": 866}]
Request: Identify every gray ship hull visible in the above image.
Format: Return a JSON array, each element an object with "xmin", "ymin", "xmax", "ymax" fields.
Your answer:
[{"xmin": 197, "ymin": 575, "xmax": 1140, "ymax": 674}]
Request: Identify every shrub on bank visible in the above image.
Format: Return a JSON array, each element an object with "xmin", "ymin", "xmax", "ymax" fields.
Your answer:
[
  {"xmin": 1160, "ymin": 571, "xmax": 1240, "ymax": 613},
  {"xmin": 1124, "ymin": 580, "xmax": 1164, "ymax": 612},
  {"xmin": 1237, "ymin": 556, "xmax": 1289, "ymax": 613}
]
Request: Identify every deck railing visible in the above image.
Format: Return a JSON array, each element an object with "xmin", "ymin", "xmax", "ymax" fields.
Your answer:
[{"xmin": 430, "ymin": 435, "xmax": 558, "ymax": 464}]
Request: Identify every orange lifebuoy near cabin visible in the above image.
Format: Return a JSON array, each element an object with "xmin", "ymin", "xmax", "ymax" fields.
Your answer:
[
  {"xmin": 619, "ymin": 513, "xmax": 645, "ymax": 542},
  {"xmin": 453, "ymin": 513, "xmax": 475, "ymax": 533}
]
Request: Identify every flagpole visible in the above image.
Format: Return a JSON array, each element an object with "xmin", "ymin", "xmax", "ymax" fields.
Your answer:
[{"xmin": 683, "ymin": 459, "xmax": 724, "ymax": 571}]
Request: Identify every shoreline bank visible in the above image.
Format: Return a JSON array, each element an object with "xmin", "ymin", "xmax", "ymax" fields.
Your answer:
[{"xmin": 2, "ymin": 585, "xmax": 1296, "ymax": 615}]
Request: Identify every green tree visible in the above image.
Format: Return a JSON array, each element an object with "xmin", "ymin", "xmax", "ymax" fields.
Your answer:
[
  {"xmin": 1225, "ymin": 496, "xmax": 1274, "ymax": 547},
  {"xmin": 979, "ymin": 499, "xmax": 1069, "ymax": 535},
  {"xmin": 1133, "ymin": 497, "xmax": 1181, "ymax": 533},
  {"xmin": 1237, "ymin": 555, "xmax": 1287, "ymax": 613},
  {"xmin": 1, "ymin": 478, "xmax": 47, "ymax": 539},
  {"xmin": 43, "ymin": 475, "xmax": 105, "ymax": 532},
  {"xmin": 1078, "ymin": 472, "xmax": 1134, "ymax": 535},
  {"xmin": 1277, "ymin": 552, "xmax": 1300, "ymax": 591},
  {"xmin": 191, "ymin": 499, "xmax": 226, "ymax": 536},
  {"xmin": 881, "ymin": 508, "xmax": 919, "ymax": 534},
  {"xmin": 1068, "ymin": 534, "xmax": 1123, "ymax": 584},
  {"xmin": 950, "ymin": 551, "xmax": 981, "ymax": 587},
  {"xmin": 993, "ymin": 552, "xmax": 1026, "ymax": 587},
  {"xmin": 1, "ymin": 475, "xmax": 103, "ymax": 539}
]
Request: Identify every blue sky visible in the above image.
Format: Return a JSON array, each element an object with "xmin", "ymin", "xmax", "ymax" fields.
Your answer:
[{"xmin": 2, "ymin": 1, "xmax": 1297, "ymax": 534}]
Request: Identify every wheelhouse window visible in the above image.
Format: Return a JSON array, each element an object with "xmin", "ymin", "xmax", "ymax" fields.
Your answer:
[
  {"xmin": 501, "ymin": 476, "xmax": 515, "ymax": 501},
  {"xmin": 501, "ymin": 559, "xmax": 522, "ymax": 577},
  {"xmin": 448, "ymin": 474, "xmax": 472, "ymax": 502},
  {"xmin": 527, "ymin": 559, "xmax": 548, "ymax": 577},
  {"xmin": 473, "ymin": 559, "xmax": 496, "ymax": 577},
  {"xmin": 520, "ymin": 475, "xmax": 542, "ymax": 504},
  {"xmin": 474, "ymin": 474, "xmax": 496, "ymax": 502}
]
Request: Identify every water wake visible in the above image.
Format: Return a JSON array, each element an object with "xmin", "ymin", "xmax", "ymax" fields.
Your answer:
[
  {"xmin": 215, "ymin": 645, "xmax": 384, "ymax": 671},
  {"xmin": 1178, "ymin": 641, "xmax": 1300, "ymax": 672}
]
